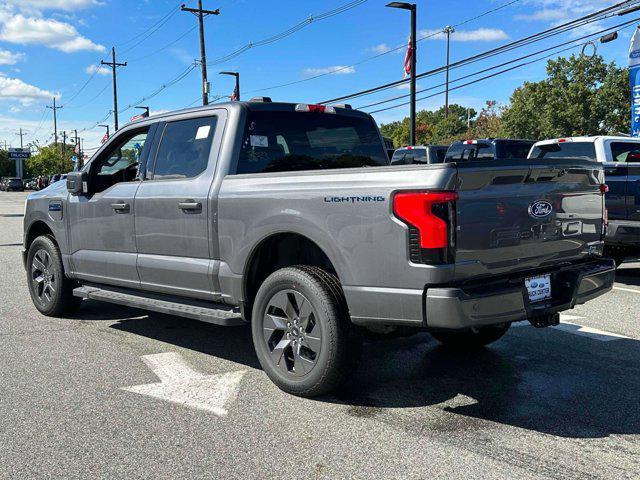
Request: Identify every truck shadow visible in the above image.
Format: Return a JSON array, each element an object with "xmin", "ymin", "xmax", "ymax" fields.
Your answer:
[{"xmin": 77, "ymin": 299, "xmax": 640, "ymax": 439}]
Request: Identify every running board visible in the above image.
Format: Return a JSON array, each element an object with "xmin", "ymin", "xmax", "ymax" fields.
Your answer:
[{"xmin": 73, "ymin": 286, "xmax": 245, "ymax": 326}]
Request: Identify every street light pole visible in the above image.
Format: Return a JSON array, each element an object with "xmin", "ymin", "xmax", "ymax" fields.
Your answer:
[
  {"xmin": 387, "ymin": 2, "xmax": 417, "ymax": 145},
  {"xmin": 219, "ymin": 71, "xmax": 240, "ymax": 100},
  {"xmin": 444, "ymin": 26, "xmax": 455, "ymax": 119}
]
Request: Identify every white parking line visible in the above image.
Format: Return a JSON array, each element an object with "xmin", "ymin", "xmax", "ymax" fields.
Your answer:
[{"xmin": 512, "ymin": 315, "xmax": 631, "ymax": 342}]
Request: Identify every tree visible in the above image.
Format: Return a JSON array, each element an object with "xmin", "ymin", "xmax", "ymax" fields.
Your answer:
[
  {"xmin": 467, "ymin": 101, "xmax": 506, "ymax": 139},
  {"xmin": 0, "ymin": 149, "xmax": 15, "ymax": 177},
  {"xmin": 25, "ymin": 144, "xmax": 75, "ymax": 178},
  {"xmin": 502, "ymin": 54, "xmax": 630, "ymax": 138},
  {"xmin": 379, "ymin": 104, "xmax": 476, "ymax": 146}
]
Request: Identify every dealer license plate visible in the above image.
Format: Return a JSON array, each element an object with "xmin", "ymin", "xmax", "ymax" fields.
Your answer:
[{"xmin": 525, "ymin": 274, "xmax": 551, "ymax": 303}]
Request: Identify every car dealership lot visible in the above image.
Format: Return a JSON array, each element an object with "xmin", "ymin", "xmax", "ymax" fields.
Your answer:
[{"xmin": 1, "ymin": 191, "xmax": 639, "ymax": 479}]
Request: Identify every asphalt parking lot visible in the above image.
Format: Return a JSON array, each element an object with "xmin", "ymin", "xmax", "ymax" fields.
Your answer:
[{"xmin": 1, "ymin": 191, "xmax": 639, "ymax": 479}]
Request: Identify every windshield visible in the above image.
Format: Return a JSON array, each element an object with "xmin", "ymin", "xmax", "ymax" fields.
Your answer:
[
  {"xmin": 529, "ymin": 142, "xmax": 597, "ymax": 160},
  {"xmin": 236, "ymin": 111, "xmax": 388, "ymax": 174},
  {"xmin": 391, "ymin": 148, "xmax": 427, "ymax": 165}
]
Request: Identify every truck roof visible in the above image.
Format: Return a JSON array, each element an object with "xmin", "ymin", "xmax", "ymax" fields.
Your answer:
[
  {"xmin": 533, "ymin": 136, "xmax": 640, "ymax": 146},
  {"xmin": 122, "ymin": 100, "xmax": 370, "ymax": 129}
]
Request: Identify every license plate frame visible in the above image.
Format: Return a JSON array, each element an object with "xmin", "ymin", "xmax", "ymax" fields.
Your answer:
[{"xmin": 525, "ymin": 274, "xmax": 552, "ymax": 303}]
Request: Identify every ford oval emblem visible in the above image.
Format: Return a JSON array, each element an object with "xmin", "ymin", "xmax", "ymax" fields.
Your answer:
[{"xmin": 528, "ymin": 200, "xmax": 553, "ymax": 219}]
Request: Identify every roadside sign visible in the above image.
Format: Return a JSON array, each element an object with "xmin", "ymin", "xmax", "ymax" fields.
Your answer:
[{"xmin": 8, "ymin": 147, "xmax": 30, "ymax": 160}]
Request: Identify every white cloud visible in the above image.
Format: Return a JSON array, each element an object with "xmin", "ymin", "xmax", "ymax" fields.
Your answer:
[
  {"xmin": 420, "ymin": 28, "xmax": 509, "ymax": 42},
  {"xmin": 0, "ymin": 48, "xmax": 24, "ymax": 65},
  {"xmin": 303, "ymin": 65, "xmax": 356, "ymax": 76},
  {"xmin": 0, "ymin": 75, "xmax": 57, "ymax": 105},
  {"xmin": 369, "ymin": 43, "xmax": 391, "ymax": 54},
  {"xmin": 3, "ymin": 0, "xmax": 102, "ymax": 12},
  {"xmin": 0, "ymin": 14, "xmax": 105, "ymax": 53},
  {"xmin": 516, "ymin": 0, "xmax": 613, "ymax": 23},
  {"xmin": 85, "ymin": 64, "xmax": 110, "ymax": 76}
]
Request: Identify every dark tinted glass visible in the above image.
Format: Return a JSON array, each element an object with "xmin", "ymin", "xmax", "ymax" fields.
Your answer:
[
  {"xmin": 236, "ymin": 111, "xmax": 388, "ymax": 174},
  {"xmin": 391, "ymin": 148, "xmax": 427, "ymax": 165},
  {"xmin": 432, "ymin": 147, "xmax": 447, "ymax": 163},
  {"xmin": 610, "ymin": 142, "xmax": 640, "ymax": 163},
  {"xmin": 153, "ymin": 117, "xmax": 217, "ymax": 180},
  {"xmin": 496, "ymin": 141, "xmax": 535, "ymax": 159},
  {"xmin": 444, "ymin": 144, "xmax": 465, "ymax": 161},
  {"xmin": 529, "ymin": 142, "xmax": 596, "ymax": 160}
]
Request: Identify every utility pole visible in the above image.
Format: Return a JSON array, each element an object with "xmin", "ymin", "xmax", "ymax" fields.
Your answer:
[
  {"xmin": 61, "ymin": 131, "xmax": 67, "ymax": 173},
  {"xmin": 46, "ymin": 97, "xmax": 62, "ymax": 153},
  {"xmin": 220, "ymin": 71, "xmax": 240, "ymax": 101},
  {"xmin": 444, "ymin": 26, "xmax": 455, "ymax": 119},
  {"xmin": 182, "ymin": 1, "xmax": 220, "ymax": 106},
  {"xmin": 16, "ymin": 128, "xmax": 26, "ymax": 148},
  {"xmin": 102, "ymin": 47, "xmax": 127, "ymax": 131}
]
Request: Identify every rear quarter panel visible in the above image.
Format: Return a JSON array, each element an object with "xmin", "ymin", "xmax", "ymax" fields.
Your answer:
[{"xmin": 217, "ymin": 165, "xmax": 457, "ymax": 317}]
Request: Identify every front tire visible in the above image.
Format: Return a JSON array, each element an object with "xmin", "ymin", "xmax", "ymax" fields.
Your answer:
[
  {"xmin": 251, "ymin": 266, "xmax": 359, "ymax": 397},
  {"xmin": 26, "ymin": 235, "xmax": 82, "ymax": 317},
  {"xmin": 431, "ymin": 323, "xmax": 511, "ymax": 349}
]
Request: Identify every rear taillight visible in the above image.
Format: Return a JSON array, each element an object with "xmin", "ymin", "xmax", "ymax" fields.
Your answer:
[
  {"xmin": 600, "ymin": 184, "xmax": 609, "ymax": 194},
  {"xmin": 393, "ymin": 191, "xmax": 458, "ymax": 264}
]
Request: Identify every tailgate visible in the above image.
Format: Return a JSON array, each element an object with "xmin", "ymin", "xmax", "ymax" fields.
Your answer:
[{"xmin": 454, "ymin": 158, "xmax": 605, "ymax": 281}]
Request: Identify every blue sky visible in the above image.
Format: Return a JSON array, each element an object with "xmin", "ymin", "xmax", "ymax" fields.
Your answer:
[{"xmin": 0, "ymin": 0, "xmax": 636, "ymax": 150}]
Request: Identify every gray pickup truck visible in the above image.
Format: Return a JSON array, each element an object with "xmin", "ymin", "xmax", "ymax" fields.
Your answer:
[{"xmin": 23, "ymin": 99, "xmax": 615, "ymax": 397}]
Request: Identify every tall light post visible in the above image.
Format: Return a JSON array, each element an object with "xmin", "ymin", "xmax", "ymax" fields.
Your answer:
[
  {"xmin": 387, "ymin": 2, "xmax": 416, "ymax": 145},
  {"xmin": 219, "ymin": 71, "xmax": 240, "ymax": 101},
  {"xmin": 443, "ymin": 26, "xmax": 455, "ymax": 119}
]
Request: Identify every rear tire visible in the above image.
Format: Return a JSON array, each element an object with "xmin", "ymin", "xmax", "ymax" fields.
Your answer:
[
  {"xmin": 251, "ymin": 266, "xmax": 360, "ymax": 397},
  {"xmin": 26, "ymin": 235, "xmax": 82, "ymax": 317},
  {"xmin": 431, "ymin": 323, "xmax": 511, "ymax": 349}
]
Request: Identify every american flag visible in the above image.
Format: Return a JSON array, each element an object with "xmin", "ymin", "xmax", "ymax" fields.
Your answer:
[
  {"xmin": 230, "ymin": 86, "xmax": 238, "ymax": 102},
  {"xmin": 130, "ymin": 114, "xmax": 143, "ymax": 122},
  {"xmin": 101, "ymin": 133, "xmax": 109, "ymax": 144},
  {"xmin": 74, "ymin": 142, "xmax": 80, "ymax": 154},
  {"xmin": 403, "ymin": 38, "xmax": 413, "ymax": 78}
]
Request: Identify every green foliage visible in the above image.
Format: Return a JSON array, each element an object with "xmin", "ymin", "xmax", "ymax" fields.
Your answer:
[
  {"xmin": 380, "ymin": 54, "xmax": 630, "ymax": 146},
  {"xmin": 502, "ymin": 54, "xmax": 631, "ymax": 138},
  {"xmin": 0, "ymin": 149, "xmax": 15, "ymax": 177},
  {"xmin": 25, "ymin": 144, "xmax": 75, "ymax": 178},
  {"xmin": 380, "ymin": 104, "xmax": 475, "ymax": 147}
]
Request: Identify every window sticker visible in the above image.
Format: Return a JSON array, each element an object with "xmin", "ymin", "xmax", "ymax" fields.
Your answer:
[
  {"xmin": 195, "ymin": 125, "xmax": 211, "ymax": 140},
  {"xmin": 250, "ymin": 135, "xmax": 269, "ymax": 147}
]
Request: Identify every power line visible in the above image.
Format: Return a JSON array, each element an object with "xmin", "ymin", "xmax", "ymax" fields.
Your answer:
[
  {"xmin": 245, "ymin": 0, "xmax": 525, "ymax": 95},
  {"xmin": 358, "ymin": 17, "xmax": 640, "ymax": 111},
  {"xmin": 129, "ymin": 25, "xmax": 198, "ymax": 62},
  {"xmin": 367, "ymin": 20, "xmax": 640, "ymax": 115},
  {"xmin": 116, "ymin": 3, "xmax": 183, "ymax": 48},
  {"xmin": 205, "ymin": 0, "xmax": 369, "ymax": 67},
  {"xmin": 320, "ymin": 0, "xmax": 640, "ymax": 104}
]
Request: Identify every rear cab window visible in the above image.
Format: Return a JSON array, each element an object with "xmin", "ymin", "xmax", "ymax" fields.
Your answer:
[
  {"xmin": 529, "ymin": 142, "xmax": 597, "ymax": 161},
  {"xmin": 235, "ymin": 109, "xmax": 388, "ymax": 174},
  {"xmin": 495, "ymin": 141, "xmax": 535, "ymax": 159},
  {"xmin": 391, "ymin": 148, "xmax": 428, "ymax": 165}
]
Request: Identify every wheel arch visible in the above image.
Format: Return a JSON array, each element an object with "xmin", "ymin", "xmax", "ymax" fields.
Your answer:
[
  {"xmin": 25, "ymin": 220, "xmax": 55, "ymax": 250},
  {"xmin": 242, "ymin": 231, "xmax": 344, "ymax": 315}
]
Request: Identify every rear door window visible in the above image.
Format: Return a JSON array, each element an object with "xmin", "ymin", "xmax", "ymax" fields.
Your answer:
[
  {"xmin": 235, "ymin": 110, "xmax": 387, "ymax": 174},
  {"xmin": 151, "ymin": 117, "xmax": 217, "ymax": 180},
  {"xmin": 529, "ymin": 142, "xmax": 597, "ymax": 160},
  {"xmin": 610, "ymin": 142, "xmax": 640, "ymax": 163}
]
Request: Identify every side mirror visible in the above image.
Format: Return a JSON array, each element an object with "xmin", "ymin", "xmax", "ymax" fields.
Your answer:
[{"xmin": 66, "ymin": 171, "xmax": 86, "ymax": 195}]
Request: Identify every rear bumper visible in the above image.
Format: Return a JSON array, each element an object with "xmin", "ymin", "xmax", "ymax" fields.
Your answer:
[
  {"xmin": 424, "ymin": 258, "xmax": 615, "ymax": 330},
  {"xmin": 605, "ymin": 220, "xmax": 640, "ymax": 246}
]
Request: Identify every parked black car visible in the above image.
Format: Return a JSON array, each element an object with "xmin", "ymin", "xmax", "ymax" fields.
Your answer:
[{"xmin": 3, "ymin": 177, "xmax": 24, "ymax": 192}]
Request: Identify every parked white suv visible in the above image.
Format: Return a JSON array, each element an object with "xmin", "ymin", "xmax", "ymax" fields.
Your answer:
[{"xmin": 529, "ymin": 136, "xmax": 640, "ymax": 266}]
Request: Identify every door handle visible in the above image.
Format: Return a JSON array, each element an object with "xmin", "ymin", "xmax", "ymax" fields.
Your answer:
[
  {"xmin": 111, "ymin": 202, "xmax": 130, "ymax": 213},
  {"xmin": 178, "ymin": 201, "xmax": 202, "ymax": 212}
]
